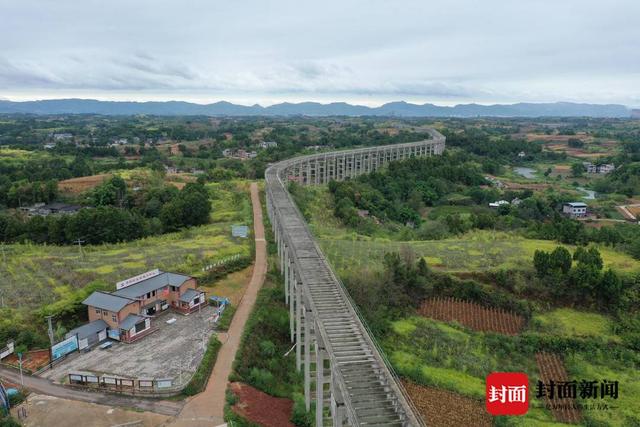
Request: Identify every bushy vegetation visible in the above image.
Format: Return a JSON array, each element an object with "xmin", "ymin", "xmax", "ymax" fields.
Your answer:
[
  {"xmin": 328, "ymin": 152, "xmax": 486, "ymax": 228},
  {"xmin": 230, "ymin": 265, "xmax": 312, "ymax": 426},
  {"xmin": 232, "ymin": 272, "xmax": 299, "ymax": 398},
  {"xmin": 0, "ymin": 179, "xmax": 211, "ymax": 245}
]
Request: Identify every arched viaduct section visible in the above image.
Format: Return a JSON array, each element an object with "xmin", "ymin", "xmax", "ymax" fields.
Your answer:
[{"xmin": 265, "ymin": 130, "xmax": 445, "ymax": 426}]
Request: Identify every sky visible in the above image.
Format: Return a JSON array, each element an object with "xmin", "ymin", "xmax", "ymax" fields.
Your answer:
[{"xmin": 1, "ymin": 0, "xmax": 639, "ymax": 107}]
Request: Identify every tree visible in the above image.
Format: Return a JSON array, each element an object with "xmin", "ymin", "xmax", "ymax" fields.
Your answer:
[
  {"xmin": 533, "ymin": 250, "xmax": 552, "ymax": 277},
  {"xmin": 567, "ymin": 138, "xmax": 584, "ymax": 148},
  {"xmin": 573, "ymin": 246, "xmax": 603, "ymax": 270},
  {"xmin": 571, "ymin": 162, "xmax": 584, "ymax": 177},
  {"xmin": 550, "ymin": 246, "xmax": 572, "ymax": 274},
  {"xmin": 595, "ymin": 269, "xmax": 623, "ymax": 311}
]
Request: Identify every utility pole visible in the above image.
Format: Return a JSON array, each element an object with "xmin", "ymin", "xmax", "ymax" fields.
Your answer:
[
  {"xmin": 73, "ymin": 238, "xmax": 85, "ymax": 258},
  {"xmin": 17, "ymin": 352, "xmax": 24, "ymax": 387},
  {"xmin": 45, "ymin": 315, "xmax": 55, "ymax": 346}
]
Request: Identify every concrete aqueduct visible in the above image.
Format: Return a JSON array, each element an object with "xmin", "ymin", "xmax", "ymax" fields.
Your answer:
[{"xmin": 265, "ymin": 130, "xmax": 445, "ymax": 426}]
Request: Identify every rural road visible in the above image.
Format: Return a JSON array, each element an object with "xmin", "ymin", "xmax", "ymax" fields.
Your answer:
[
  {"xmin": 169, "ymin": 181, "xmax": 267, "ymax": 427},
  {"xmin": 0, "ymin": 366, "xmax": 183, "ymax": 416}
]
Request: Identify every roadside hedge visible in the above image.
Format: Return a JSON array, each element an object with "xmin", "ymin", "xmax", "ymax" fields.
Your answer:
[{"xmin": 199, "ymin": 255, "xmax": 253, "ymax": 283}]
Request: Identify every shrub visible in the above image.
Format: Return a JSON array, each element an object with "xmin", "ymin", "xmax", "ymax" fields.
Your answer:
[
  {"xmin": 290, "ymin": 392, "xmax": 313, "ymax": 427},
  {"xmin": 216, "ymin": 304, "xmax": 236, "ymax": 331},
  {"xmin": 248, "ymin": 367, "xmax": 275, "ymax": 391}
]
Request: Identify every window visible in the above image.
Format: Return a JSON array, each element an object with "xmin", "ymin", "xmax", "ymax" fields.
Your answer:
[
  {"xmin": 112, "ymin": 315, "xmax": 117, "ymax": 322},
  {"xmin": 134, "ymin": 320, "xmax": 147, "ymax": 334},
  {"xmin": 152, "ymin": 290, "xmax": 156, "ymax": 297},
  {"xmin": 96, "ymin": 309, "xmax": 100, "ymax": 314},
  {"xmin": 171, "ymin": 286, "xmax": 178, "ymax": 292},
  {"xmin": 103, "ymin": 310, "xmax": 108, "ymax": 315},
  {"xmin": 146, "ymin": 292, "xmax": 151, "ymax": 299}
]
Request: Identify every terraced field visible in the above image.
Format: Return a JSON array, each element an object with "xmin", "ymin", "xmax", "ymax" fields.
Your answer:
[{"xmin": 418, "ymin": 297, "xmax": 525, "ymax": 335}]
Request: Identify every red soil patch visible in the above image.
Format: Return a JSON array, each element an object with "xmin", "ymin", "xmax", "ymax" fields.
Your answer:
[
  {"xmin": 230, "ymin": 382, "xmax": 294, "ymax": 427},
  {"xmin": 536, "ymin": 352, "xmax": 582, "ymax": 424},
  {"xmin": 3, "ymin": 349, "xmax": 50, "ymax": 373},
  {"xmin": 58, "ymin": 174, "xmax": 112, "ymax": 194},
  {"xmin": 402, "ymin": 380, "xmax": 491, "ymax": 427},
  {"xmin": 418, "ymin": 297, "xmax": 525, "ymax": 335}
]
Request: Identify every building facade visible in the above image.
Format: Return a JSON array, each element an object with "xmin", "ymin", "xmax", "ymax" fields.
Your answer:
[
  {"xmin": 77, "ymin": 270, "xmax": 206, "ymax": 344},
  {"xmin": 563, "ymin": 202, "xmax": 588, "ymax": 218}
]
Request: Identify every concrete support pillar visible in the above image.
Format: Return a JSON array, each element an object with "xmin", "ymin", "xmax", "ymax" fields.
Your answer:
[
  {"xmin": 284, "ymin": 250, "xmax": 290, "ymax": 304},
  {"xmin": 331, "ymin": 379, "xmax": 346, "ymax": 427},
  {"xmin": 296, "ymin": 288, "xmax": 302, "ymax": 370},
  {"xmin": 316, "ymin": 343, "xmax": 327, "ymax": 427},
  {"xmin": 304, "ymin": 308, "xmax": 312, "ymax": 410},
  {"xmin": 289, "ymin": 273, "xmax": 295, "ymax": 342}
]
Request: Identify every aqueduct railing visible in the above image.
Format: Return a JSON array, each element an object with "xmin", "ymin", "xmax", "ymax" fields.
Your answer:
[{"xmin": 265, "ymin": 130, "xmax": 445, "ymax": 426}]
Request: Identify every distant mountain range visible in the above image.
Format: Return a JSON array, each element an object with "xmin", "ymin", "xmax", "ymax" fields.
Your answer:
[{"xmin": 0, "ymin": 99, "xmax": 633, "ymax": 118}]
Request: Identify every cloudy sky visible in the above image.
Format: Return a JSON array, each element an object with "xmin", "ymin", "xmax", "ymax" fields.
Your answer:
[{"xmin": 1, "ymin": 0, "xmax": 639, "ymax": 106}]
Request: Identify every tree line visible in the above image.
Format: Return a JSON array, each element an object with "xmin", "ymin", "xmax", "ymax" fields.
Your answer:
[{"xmin": 0, "ymin": 178, "xmax": 212, "ymax": 245}]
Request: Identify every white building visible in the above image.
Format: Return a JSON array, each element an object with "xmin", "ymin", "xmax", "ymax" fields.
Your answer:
[
  {"xmin": 489, "ymin": 200, "xmax": 510, "ymax": 208},
  {"xmin": 583, "ymin": 162, "xmax": 615, "ymax": 174},
  {"xmin": 259, "ymin": 141, "xmax": 278, "ymax": 149},
  {"xmin": 563, "ymin": 202, "xmax": 588, "ymax": 218}
]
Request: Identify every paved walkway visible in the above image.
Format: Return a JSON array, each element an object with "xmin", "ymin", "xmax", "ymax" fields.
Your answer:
[{"xmin": 169, "ymin": 181, "xmax": 267, "ymax": 427}]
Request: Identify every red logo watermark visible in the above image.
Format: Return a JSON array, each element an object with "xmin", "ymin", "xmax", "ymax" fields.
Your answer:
[{"xmin": 486, "ymin": 372, "xmax": 529, "ymax": 416}]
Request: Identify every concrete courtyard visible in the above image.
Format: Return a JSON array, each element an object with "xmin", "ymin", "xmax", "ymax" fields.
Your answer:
[{"xmin": 42, "ymin": 305, "xmax": 217, "ymax": 388}]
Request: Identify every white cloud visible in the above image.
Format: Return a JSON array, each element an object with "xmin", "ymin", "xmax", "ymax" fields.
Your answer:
[{"xmin": 0, "ymin": 0, "xmax": 639, "ymax": 105}]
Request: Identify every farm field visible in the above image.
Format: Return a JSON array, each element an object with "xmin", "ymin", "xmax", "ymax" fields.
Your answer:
[
  {"xmin": 385, "ymin": 317, "xmax": 566, "ymax": 425},
  {"xmin": 418, "ymin": 297, "xmax": 525, "ymax": 335},
  {"xmin": 385, "ymin": 316, "xmax": 640, "ymax": 426},
  {"xmin": 401, "ymin": 380, "xmax": 492, "ymax": 427},
  {"xmin": 0, "ymin": 180, "xmax": 253, "ymax": 309},
  {"xmin": 536, "ymin": 352, "xmax": 582, "ymax": 424},
  {"xmin": 318, "ymin": 230, "xmax": 639, "ymax": 274},
  {"xmin": 57, "ymin": 168, "xmax": 198, "ymax": 194}
]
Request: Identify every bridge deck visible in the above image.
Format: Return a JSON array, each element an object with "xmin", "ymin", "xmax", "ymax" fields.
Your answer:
[{"xmin": 265, "ymin": 133, "xmax": 445, "ymax": 426}]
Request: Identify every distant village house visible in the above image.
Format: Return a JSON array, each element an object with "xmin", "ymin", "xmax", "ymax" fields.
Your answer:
[
  {"xmin": 562, "ymin": 202, "xmax": 588, "ymax": 218},
  {"xmin": 583, "ymin": 162, "xmax": 614, "ymax": 174},
  {"xmin": 19, "ymin": 202, "xmax": 81, "ymax": 217}
]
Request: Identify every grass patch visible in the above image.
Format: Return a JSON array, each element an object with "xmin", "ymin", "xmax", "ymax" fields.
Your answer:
[
  {"xmin": 318, "ymin": 230, "xmax": 639, "ymax": 274},
  {"xmin": 533, "ymin": 308, "xmax": 620, "ymax": 342},
  {"xmin": 567, "ymin": 354, "xmax": 640, "ymax": 426}
]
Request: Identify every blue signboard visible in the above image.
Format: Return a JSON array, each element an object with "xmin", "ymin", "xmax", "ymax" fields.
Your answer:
[
  {"xmin": 231, "ymin": 225, "xmax": 249, "ymax": 238},
  {"xmin": 0, "ymin": 381, "xmax": 9, "ymax": 414},
  {"xmin": 108, "ymin": 329, "xmax": 121, "ymax": 341},
  {"xmin": 51, "ymin": 335, "xmax": 78, "ymax": 361}
]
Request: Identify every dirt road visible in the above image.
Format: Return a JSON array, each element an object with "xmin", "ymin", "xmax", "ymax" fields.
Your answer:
[{"xmin": 169, "ymin": 181, "xmax": 267, "ymax": 427}]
